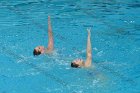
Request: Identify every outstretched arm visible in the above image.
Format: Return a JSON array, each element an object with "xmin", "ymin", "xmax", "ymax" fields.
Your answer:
[
  {"xmin": 47, "ymin": 16, "xmax": 54, "ymax": 51},
  {"xmin": 84, "ymin": 28, "xmax": 92, "ymax": 67}
]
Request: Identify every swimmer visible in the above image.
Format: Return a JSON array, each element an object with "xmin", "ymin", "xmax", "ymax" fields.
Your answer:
[
  {"xmin": 33, "ymin": 16, "xmax": 54, "ymax": 56},
  {"xmin": 71, "ymin": 28, "xmax": 92, "ymax": 68}
]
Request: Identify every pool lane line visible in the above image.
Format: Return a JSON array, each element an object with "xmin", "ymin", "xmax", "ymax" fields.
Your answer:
[
  {"xmin": 1, "ymin": 39, "xmax": 137, "ymax": 87},
  {"xmin": 56, "ymin": 0, "xmax": 136, "ymax": 37},
  {"xmin": 0, "ymin": 46, "xmax": 82, "ymax": 93},
  {"xmin": 11, "ymin": 0, "xmax": 44, "ymax": 7},
  {"xmin": 92, "ymin": 60, "xmax": 137, "ymax": 85},
  {"xmin": 1, "ymin": 74, "xmax": 9, "ymax": 78},
  {"xmin": 1, "ymin": 1, "xmax": 137, "ymax": 46},
  {"xmin": 1, "ymin": 45, "xmax": 136, "ymax": 85},
  {"xmin": 0, "ymin": 1, "xmax": 68, "ymax": 42},
  {"xmin": 1, "ymin": 46, "xmax": 137, "ymax": 92},
  {"xmin": 0, "ymin": 46, "xmax": 70, "ymax": 87},
  {"xmin": 0, "ymin": 46, "xmax": 96, "ymax": 93},
  {"xmin": 76, "ymin": 3, "xmax": 126, "ymax": 32},
  {"xmin": 81, "ymin": 3, "xmax": 140, "ymax": 39},
  {"xmin": 134, "ymin": 74, "xmax": 140, "ymax": 79},
  {"xmin": 96, "ymin": 62, "xmax": 137, "ymax": 86},
  {"xmin": 0, "ymin": 2, "xmax": 81, "ymax": 53},
  {"xmin": 0, "ymin": 1, "xmax": 91, "ymax": 56},
  {"xmin": 3, "ymin": 1, "xmax": 88, "ymax": 54}
]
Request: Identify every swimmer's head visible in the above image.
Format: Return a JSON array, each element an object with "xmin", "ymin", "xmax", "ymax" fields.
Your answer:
[
  {"xmin": 71, "ymin": 62, "xmax": 80, "ymax": 68},
  {"xmin": 71, "ymin": 59, "xmax": 84, "ymax": 68},
  {"xmin": 33, "ymin": 46, "xmax": 45, "ymax": 56}
]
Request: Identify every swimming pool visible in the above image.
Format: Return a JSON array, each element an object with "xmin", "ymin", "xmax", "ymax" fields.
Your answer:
[{"xmin": 0, "ymin": 0, "xmax": 140, "ymax": 93}]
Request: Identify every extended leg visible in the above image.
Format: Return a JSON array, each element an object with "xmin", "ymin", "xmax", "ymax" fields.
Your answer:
[
  {"xmin": 47, "ymin": 16, "xmax": 54, "ymax": 51},
  {"xmin": 85, "ymin": 28, "xmax": 92, "ymax": 67}
]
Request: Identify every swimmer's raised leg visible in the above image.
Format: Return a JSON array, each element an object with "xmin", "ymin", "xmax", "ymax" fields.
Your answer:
[
  {"xmin": 33, "ymin": 16, "xmax": 54, "ymax": 56},
  {"xmin": 71, "ymin": 28, "xmax": 92, "ymax": 68},
  {"xmin": 84, "ymin": 28, "xmax": 92, "ymax": 67},
  {"xmin": 47, "ymin": 16, "xmax": 54, "ymax": 51}
]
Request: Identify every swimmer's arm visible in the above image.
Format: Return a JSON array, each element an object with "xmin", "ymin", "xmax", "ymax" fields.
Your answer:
[
  {"xmin": 47, "ymin": 16, "xmax": 54, "ymax": 51},
  {"xmin": 84, "ymin": 28, "xmax": 92, "ymax": 67}
]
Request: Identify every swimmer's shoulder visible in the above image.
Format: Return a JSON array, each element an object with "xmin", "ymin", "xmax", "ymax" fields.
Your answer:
[
  {"xmin": 83, "ymin": 63, "xmax": 95, "ymax": 68},
  {"xmin": 45, "ymin": 48, "xmax": 53, "ymax": 54}
]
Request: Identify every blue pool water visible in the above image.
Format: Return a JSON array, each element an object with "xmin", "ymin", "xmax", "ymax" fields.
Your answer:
[{"xmin": 0, "ymin": 0, "xmax": 140, "ymax": 93}]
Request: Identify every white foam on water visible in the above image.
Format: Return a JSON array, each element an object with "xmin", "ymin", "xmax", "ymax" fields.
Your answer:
[
  {"xmin": 92, "ymin": 79, "xmax": 100, "ymax": 86},
  {"xmin": 96, "ymin": 51, "xmax": 104, "ymax": 57},
  {"xmin": 16, "ymin": 55, "xmax": 34, "ymax": 63},
  {"xmin": 93, "ymin": 47, "xmax": 98, "ymax": 51}
]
